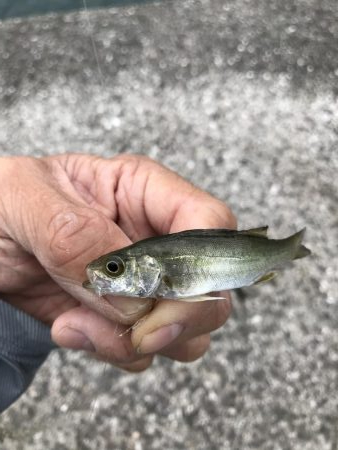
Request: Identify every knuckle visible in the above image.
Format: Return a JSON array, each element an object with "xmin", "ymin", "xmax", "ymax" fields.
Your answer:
[
  {"xmin": 209, "ymin": 201, "xmax": 237, "ymax": 230},
  {"xmin": 114, "ymin": 154, "xmax": 153, "ymax": 165},
  {"xmin": 45, "ymin": 208, "xmax": 108, "ymax": 268},
  {"xmin": 101, "ymin": 336, "xmax": 139, "ymax": 365},
  {"xmin": 119, "ymin": 338, "xmax": 139, "ymax": 363},
  {"xmin": 113, "ymin": 154, "xmax": 153, "ymax": 177},
  {"xmin": 98, "ymin": 343, "xmax": 152, "ymax": 370},
  {"xmin": 95, "ymin": 341, "xmax": 136, "ymax": 365}
]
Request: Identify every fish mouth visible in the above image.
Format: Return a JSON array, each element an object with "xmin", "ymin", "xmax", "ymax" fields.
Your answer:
[
  {"xmin": 83, "ymin": 268, "xmax": 110, "ymax": 296},
  {"xmin": 82, "ymin": 278, "xmax": 111, "ymax": 297},
  {"xmin": 82, "ymin": 266, "xmax": 97, "ymax": 291},
  {"xmin": 84, "ymin": 268, "xmax": 129, "ymax": 297}
]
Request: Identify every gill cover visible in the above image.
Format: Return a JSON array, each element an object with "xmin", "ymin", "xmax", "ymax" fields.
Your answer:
[{"xmin": 136, "ymin": 255, "xmax": 162, "ymax": 297}]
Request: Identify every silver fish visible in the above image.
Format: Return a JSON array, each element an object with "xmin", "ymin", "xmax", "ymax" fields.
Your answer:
[{"xmin": 83, "ymin": 227, "xmax": 311, "ymax": 302}]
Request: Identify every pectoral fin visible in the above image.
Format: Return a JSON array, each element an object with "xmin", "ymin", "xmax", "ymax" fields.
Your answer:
[{"xmin": 254, "ymin": 272, "xmax": 277, "ymax": 284}]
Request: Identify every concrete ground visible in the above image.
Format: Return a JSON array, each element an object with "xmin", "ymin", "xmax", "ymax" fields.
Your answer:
[{"xmin": 0, "ymin": 0, "xmax": 337, "ymax": 448}]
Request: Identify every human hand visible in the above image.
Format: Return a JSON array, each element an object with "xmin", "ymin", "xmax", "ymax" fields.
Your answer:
[{"xmin": 0, "ymin": 154, "xmax": 236, "ymax": 371}]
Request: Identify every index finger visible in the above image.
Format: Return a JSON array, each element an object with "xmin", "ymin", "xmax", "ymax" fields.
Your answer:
[
  {"xmin": 115, "ymin": 157, "xmax": 237, "ymax": 354},
  {"xmin": 113, "ymin": 155, "xmax": 237, "ymax": 239}
]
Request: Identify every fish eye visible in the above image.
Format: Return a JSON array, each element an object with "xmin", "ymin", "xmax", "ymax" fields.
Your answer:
[{"xmin": 105, "ymin": 257, "xmax": 125, "ymax": 276}]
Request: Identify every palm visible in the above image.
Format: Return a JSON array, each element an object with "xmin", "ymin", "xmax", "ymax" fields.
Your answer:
[
  {"xmin": 1, "ymin": 155, "xmax": 138, "ymax": 323},
  {"xmin": 1, "ymin": 153, "xmax": 235, "ymax": 367},
  {"xmin": 2, "ymin": 154, "xmax": 229, "ymax": 325}
]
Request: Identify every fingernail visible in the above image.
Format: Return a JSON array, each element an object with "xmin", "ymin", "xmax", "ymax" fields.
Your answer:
[
  {"xmin": 137, "ymin": 323, "xmax": 184, "ymax": 354},
  {"xmin": 105, "ymin": 295, "xmax": 153, "ymax": 317},
  {"xmin": 60, "ymin": 327, "xmax": 95, "ymax": 352}
]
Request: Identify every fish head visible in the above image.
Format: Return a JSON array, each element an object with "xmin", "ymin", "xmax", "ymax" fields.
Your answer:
[{"xmin": 84, "ymin": 251, "xmax": 162, "ymax": 298}]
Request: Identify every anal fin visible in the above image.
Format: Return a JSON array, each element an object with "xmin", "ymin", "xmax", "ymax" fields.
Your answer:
[{"xmin": 254, "ymin": 272, "xmax": 277, "ymax": 285}]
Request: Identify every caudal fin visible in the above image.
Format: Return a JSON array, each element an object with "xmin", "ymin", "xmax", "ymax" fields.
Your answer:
[
  {"xmin": 289, "ymin": 228, "xmax": 311, "ymax": 260},
  {"xmin": 294, "ymin": 244, "xmax": 311, "ymax": 259}
]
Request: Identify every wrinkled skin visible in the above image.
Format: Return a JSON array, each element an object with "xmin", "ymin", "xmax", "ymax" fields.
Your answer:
[{"xmin": 0, "ymin": 154, "xmax": 236, "ymax": 371}]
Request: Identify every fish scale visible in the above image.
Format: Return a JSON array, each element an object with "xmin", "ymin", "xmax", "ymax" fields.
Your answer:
[{"xmin": 83, "ymin": 227, "xmax": 311, "ymax": 301}]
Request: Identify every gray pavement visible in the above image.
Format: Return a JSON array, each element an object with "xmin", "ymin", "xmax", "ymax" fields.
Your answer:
[{"xmin": 0, "ymin": 0, "xmax": 337, "ymax": 449}]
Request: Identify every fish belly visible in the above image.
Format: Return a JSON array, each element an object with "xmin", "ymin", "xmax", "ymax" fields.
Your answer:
[{"xmin": 155, "ymin": 256, "xmax": 274, "ymax": 298}]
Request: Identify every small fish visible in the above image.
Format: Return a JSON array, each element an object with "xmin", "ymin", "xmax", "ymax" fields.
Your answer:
[{"xmin": 83, "ymin": 227, "xmax": 311, "ymax": 302}]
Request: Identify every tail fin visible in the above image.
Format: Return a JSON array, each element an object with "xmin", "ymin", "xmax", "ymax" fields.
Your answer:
[
  {"xmin": 289, "ymin": 228, "xmax": 311, "ymax": 260},
  {"xmin": 295, "ymin": 244, "xmax": 311, "ymax": 259}
]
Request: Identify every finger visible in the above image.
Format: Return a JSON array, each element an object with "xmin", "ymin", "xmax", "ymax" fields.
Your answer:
[
  {"xmin": 52, "ymin": 305, "xmax": 145, "ymax": 365},
  {"xmin": 108, "ymin": 155, "xmax": 237, "ymax": 240},
  {"xmin": 113, "ymin": 356, "xmax": 154, "ymax": 373},
  {"xmin": 113, "ymin": 156, "xmax": 236, "ymax": 358},
  {"xmin": 160, "ymin": 334, "xmax": 211, "ymax": 362},
  {"xmin": 1, "ymin": 156, "xmax": 152, "ymax": 323},
  {"xmin": 93, "ymin": 351, "xmax": 154, "ymax": 372},
  {"xmin": 46, "ymin": 153, "xmax": 118, "ymax": 220},
  {"xmin": 131, "ymin": 294, "xmax": 231, "ymax": 355}
]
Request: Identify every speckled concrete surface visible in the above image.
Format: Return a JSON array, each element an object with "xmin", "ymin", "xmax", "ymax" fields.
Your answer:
[{"xmin": 0, "ymin": 0, "xmax": 337, "ymax": 449}]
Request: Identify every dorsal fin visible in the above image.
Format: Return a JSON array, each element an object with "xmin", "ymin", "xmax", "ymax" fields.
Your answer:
[
  {"xmin": 168, "ymin": 229, "xmax": 239, "ymax": 238},
  {"xmin": 123, "ymin": 227, "xmax": 270, "ymax": 251},
  {"xmin": 168, "ymin": 226, "xmax": 268, "ymax": 238},
  {"xmin": 164, "ymin": 227, "xmax": 269, "ymax": 239},
  {"xmin": 240, "ymin": 226, "xmax": 269, "ymax": 238}
]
